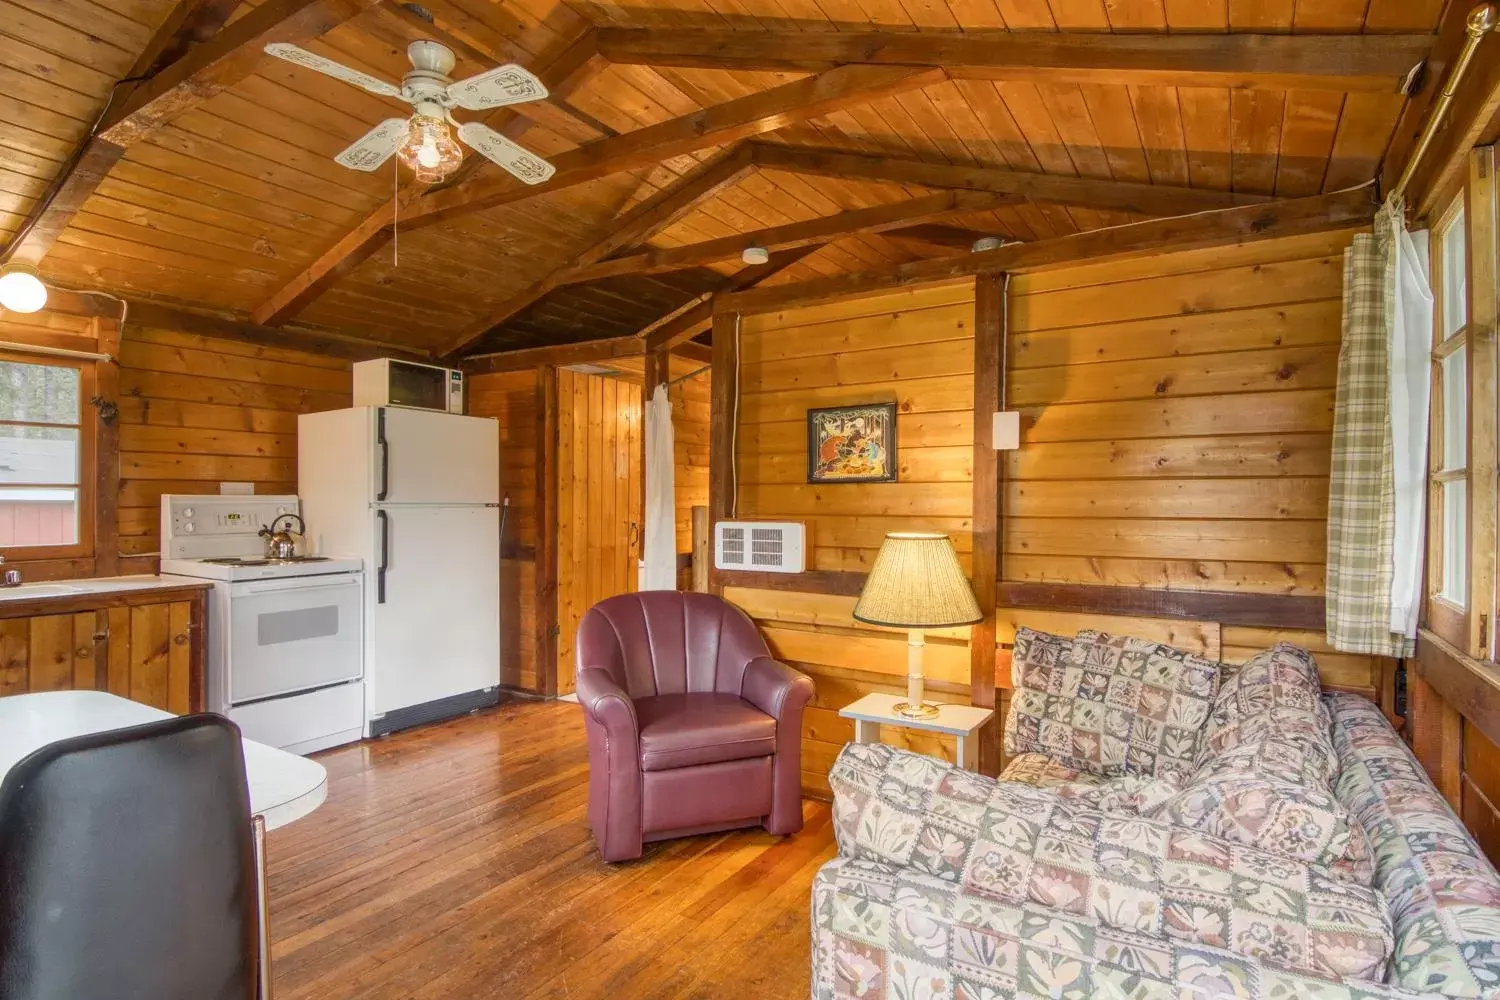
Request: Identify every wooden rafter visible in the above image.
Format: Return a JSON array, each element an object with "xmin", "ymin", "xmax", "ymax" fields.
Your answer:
[
  {"xmin": 440, "ymin": 146, "xmax": 757, "ymax": 358},
  {"xmin": 596, "ymin": 28, "xmax": 1431, "ymax": 93},
  {"xmin": 749, "ymin": 142, "xmax": 1273, "ymax": 216},
  {"xmin": 2, "ymin": 0, "xmax": 379, "ymax": 269},
  {"xmin": 885, "ymin": 225, "xmax": 998, "ymax": 252},
  {"xmin": 251, "ymin": 31, "xmax": 609, "ymax": 326},
  {"xmin": 97, "ymin": 0, "xmax": 387, "ymax": 147},
  {"xmin": 641, "ymin": 246, "xmax": 818, "ymax": 352},
  {"xmin": 549, "ymin": 189, "xmax": 1023, "ymax": 286},
  {"xmin": 720, "ymin": 186, "xmax": 1379, "ymax": 314},
  {"xmin": 462, "ymin": 334, "xmax": 708, "ymax": 374},
  {"xmin": 254, "ymin": 63, "xmax": 942, "ymax": 326}
]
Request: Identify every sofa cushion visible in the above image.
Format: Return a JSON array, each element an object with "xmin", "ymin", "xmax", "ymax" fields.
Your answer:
[
  {"xmin": 1330, "ymin": 693, "xmax": 1500, "ymax": 998},
  {"xmin": 633, "ymin": 693, "xmax": 775, "ymax": 771},
  {"xmin": 1000, "ymin": 752, "xmax": 1182, "ymax": 815},
  {"xmin": 1199, "ymin": 643, "xmax": 1334, "ymax": 772},
  {"xmin": 1151, "ymin": 736, "xmax": 1375, "ymax": 884},
  {"xmin": 828, "ymin": 741, "xmax": 1394, "ymax": 983},
  {"xmin": 1002, "ymin": 627, "xmax": 1218, "ymax": 779}
]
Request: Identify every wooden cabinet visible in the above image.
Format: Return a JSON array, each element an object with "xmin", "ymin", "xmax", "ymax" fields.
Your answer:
[{"xmin": 0, "ymin": 585, "xmax": 209, "ymax": 712}]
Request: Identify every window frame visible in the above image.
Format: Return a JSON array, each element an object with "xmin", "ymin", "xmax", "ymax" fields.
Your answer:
[
  {"xmin": 1429, "ymin": 194, "xmax": 1471, "ymax": 649},
  {"xmin": 0, "ymin": 349, "xmax": 98, "ymax": 563}
]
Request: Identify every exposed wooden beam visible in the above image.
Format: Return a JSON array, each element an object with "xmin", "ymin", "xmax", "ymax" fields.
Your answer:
[
  {"xmin": 596, "ymin": 27, "xmax": 1430, "ymax": 93},
  {"xmin": 440, "ymin": 146, "xmax": 757, "ymax": 358},
  {"xmin": 971, "ymin": 270, "xmax": 1003, "ymax": 777},
  {"xmin": 749, "ymin": 142, "xmax": 1272, "ymax": 216},
  {"xmin": 97, "ymin": 0, "xmax": 385, "ymax": 147},
  {"xmin": 251, "ymin": 31, "xmax": 609, "ymax": 326},
  {"xmin": 462, "ymin": 336, "xmax": 648, "ymax": 374},
  {"xmin": 641, "ymin": 246, "xmax": 818, "ymax": 351},
  {"xmin": 997, "ymin": 582, "xmax": 1326, "ymax": 631},
  {"xmin": 257, "ymin": 60, "xmax": 928, "ymax": 326},
  {"xmin": 721, "ymin": 186, "xmax": 1378, "ymax": 314},
  {"xmin": 885, "ymin": 225, "xmax": 998, "ymax": 252},
  {"xmin": 124, "ymin": 301, "xmax": 431, "ymax": 362},
  {"xmin": 552, "ymin": 190, "xmax": 1020, "ymax": 286},
  {"xmin": 406, "ymin": 65, "xmax": 947, "ymax": 228},
  {"xmin": 2, "ymin": 0, "xmax": 249, "ymax": 267}
]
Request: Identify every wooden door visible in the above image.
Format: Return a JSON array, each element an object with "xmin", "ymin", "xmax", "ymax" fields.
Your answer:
[{"xmin": 555, "ymin": 369, "xmax": 643, "ymax": 695}]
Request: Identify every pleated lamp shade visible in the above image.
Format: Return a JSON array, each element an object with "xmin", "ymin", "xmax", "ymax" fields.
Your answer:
[{"xmin": 853, "ymin": 532, "xmax": 982, "ymax": 629}]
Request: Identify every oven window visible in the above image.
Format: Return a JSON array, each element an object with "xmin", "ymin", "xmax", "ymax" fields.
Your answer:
[
  {"xmin": 258, "ymin": 605, "xmax": 340, "ymax": 646},
  {"xmin": 387, "ymin": 361, "xmax": 447, "ymax": 409}
]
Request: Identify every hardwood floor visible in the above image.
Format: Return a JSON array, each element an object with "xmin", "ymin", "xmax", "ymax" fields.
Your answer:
[{"xmin": 267, "ymin": 698, "xmax": 834, "ymax": 1000}]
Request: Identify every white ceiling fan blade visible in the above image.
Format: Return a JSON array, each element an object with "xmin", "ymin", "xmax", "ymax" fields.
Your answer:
[
  {"xmin": 456, "ymin": 122, "xmax": 555, "ymax": 185},
  {"xmin": 335, "ymin": 118, "xmax": 408, "ymax": 172},
  {"xmin": 263, "ymin": 42, "xmax": 403, "ymax": 99},
  {"xmin": 447, "ymin": 64, "xmax": 549, "ymax": 111}
]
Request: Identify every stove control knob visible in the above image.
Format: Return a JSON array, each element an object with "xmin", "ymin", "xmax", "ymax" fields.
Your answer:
[
  {"xmin": 182, "ymin": 507, "xmax": 194, "ymax": 518},
  {"xmin": 276, "ymin": 506, "xmax": 288, "ymax": 515},
  {"xmin": 183, "ymin": 523, "xmax": 195, "ymax": 533}
]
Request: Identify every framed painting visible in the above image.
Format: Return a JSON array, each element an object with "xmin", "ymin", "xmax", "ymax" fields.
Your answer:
[{"xmin": 807, "ymin": 403, "xmax": 898, "ymax": 483}]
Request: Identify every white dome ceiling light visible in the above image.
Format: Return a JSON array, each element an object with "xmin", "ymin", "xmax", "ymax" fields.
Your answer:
[
  {"xmin": 741, "ymin": 245, "xmax": 770, "ymax": 265},
  {"xmin": 970, "ymin": 236, "xmax": 1008, "ymax": 253},
  {"xmin": 0, "ymin": 265, "xmax": 47, "ymax": 314}
]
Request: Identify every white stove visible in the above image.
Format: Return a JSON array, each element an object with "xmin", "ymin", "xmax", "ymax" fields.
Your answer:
[{"xmin": 161, "ymin": 495, "xmax": 366, "ymax": 756}]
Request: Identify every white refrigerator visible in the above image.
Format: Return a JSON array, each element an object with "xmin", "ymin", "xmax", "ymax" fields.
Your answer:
[{"xmin": 298, "ymin": 406, "xmax": 501, "ymax": 737}]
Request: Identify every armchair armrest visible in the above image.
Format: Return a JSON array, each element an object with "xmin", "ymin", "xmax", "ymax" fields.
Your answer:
[
  {"xmin": 741, "ymin": 656, "xmax": 814, "ymax": 721},
  {"xmin": 576, "ymin": 667, "xmax": 638, "ymax": 741}
]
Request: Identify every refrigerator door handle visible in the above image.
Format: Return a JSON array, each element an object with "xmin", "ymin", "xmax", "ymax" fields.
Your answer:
[
  {"xmin": 376, "ymin": 509, "xmax": 389, "ymax": 604},
  {"xmin": 376, "ymin": 407, "xmax": 390, "ymax": 502}
]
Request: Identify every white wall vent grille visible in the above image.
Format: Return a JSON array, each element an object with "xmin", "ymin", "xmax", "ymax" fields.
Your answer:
[{"xmin": 714, "ymin": 521, "xmax": 805, "ymax": 574}]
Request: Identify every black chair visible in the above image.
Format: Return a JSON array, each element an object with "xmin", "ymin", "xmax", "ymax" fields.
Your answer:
[{"xmin": 0, "ymin": 714, "xmax": 259, "ymax": 1000}]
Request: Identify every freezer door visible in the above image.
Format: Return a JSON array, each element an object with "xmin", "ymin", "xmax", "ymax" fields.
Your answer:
[
  {"xmin": 378, "ymin": 407, "xmax": 499, "ymax": 504},
  {"xmin": 367, "ymin": 505, "xmax": 500, "ymax": 718}
]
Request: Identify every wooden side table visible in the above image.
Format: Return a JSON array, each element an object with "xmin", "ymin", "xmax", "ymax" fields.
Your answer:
[{"xmin": 839, "ymin": 692, "xmax": 995, "ymax": 771}]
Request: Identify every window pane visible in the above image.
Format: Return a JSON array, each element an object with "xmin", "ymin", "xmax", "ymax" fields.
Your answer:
[
  {"xmin": 0, "ymin": 425, "xmax": 79, "ymax": 486},
  {"xmin": 0, "ymin": 361, "xmax": 79, "ymax": 425},
  {"xmin": 1443, "ymin": 207, "xmax": 1468, "ymax": 338},
  {"xmin": 1443, "ymin": 345, "xmax": 1468, "ymax": 471},
  {"xmin": 1443, "ymin": 479, "xmax": 1468, "ymax": 606},
  {"xmin": 0, "ymin": 487, "xmax": 78, "ymax": 546}
]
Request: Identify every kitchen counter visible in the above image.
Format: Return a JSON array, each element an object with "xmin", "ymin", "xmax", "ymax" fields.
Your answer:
[{"xmin": 0, "ymin": 574, "xmax": 212, "ymax": 604}]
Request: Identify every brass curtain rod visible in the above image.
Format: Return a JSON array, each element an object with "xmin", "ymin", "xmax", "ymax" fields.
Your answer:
[{"xmin": 1391, "ymin": 2, "xmax": 1499, "ymax": 204}]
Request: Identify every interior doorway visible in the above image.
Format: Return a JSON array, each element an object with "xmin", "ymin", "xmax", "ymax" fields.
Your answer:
[{"xmin": 554, "ymin": 367, "xmax": 643, "ymax": 695}]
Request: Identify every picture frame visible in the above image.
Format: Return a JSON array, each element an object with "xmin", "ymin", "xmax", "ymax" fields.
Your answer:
[{"xmin": 806, "ymin": 403, "xmax": 898, "ymax": 484}]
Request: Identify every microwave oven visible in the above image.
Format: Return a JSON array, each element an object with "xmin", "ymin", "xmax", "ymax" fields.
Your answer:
[{"xmin": 352, "ymin": 358, "xmax": 465, "ymax": 414}]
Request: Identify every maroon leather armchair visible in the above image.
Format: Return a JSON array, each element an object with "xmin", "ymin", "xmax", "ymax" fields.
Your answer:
[{"xmin": 574, "ymin": 591, "xmax": 815, "ymax": 863}]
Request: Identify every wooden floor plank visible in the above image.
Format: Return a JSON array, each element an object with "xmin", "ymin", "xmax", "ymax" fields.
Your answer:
[{"xmin": 267, "ymin": 699, "xmax": 834, "ymax": 1000}]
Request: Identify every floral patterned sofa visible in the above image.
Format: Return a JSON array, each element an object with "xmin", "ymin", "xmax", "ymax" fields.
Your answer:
[{"xmin": 811, "ymin": 634, "xmax": 1500, "ymax": 1000}]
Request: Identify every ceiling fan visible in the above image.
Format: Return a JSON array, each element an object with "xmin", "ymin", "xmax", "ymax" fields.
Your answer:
[{"xmin": 264, "ymin": 39, "xmax": 556, "ymax": 186}]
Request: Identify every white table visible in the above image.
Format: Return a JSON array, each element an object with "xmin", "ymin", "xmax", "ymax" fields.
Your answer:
[
  {"xmin": 840, "ymin": 693, "xmax": 995, "ymax": 771},
  {"xmin": 0, "ymin": 690, "xmax": 328, "ymax": 999}
]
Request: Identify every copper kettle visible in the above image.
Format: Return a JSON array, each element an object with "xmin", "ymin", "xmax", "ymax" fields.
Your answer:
[{"xmin": 258, "ymin": 513, "xmax": 305, "ymax": 560}]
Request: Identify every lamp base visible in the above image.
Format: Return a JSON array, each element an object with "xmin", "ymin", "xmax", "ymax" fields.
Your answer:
[{"xmin": 893, "ymin": 700, "xmax": 941, "ymax": 720}]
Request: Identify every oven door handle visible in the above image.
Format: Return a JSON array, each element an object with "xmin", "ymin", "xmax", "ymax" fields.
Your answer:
[
  {"xmin": 238, "ymin": 578, "xmax": 361, "ymax": 596},
  {"xmin": 376, "ymin": 509, "xmax": 389, "ymax": 605}
]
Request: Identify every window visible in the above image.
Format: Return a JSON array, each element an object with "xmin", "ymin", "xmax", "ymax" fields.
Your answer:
[
  {"xmin": 0, "ymin": 355, "xmax": 94, "ymax": 556},
  {"xmin": 1429, "ymin": 195, "xmax": 1472, "ymax": 647}
]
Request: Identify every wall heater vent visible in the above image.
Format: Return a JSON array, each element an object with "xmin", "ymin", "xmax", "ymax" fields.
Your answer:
[{"xmin": 714, "ymin": 521, "xmax": 806, "ymax": 574}]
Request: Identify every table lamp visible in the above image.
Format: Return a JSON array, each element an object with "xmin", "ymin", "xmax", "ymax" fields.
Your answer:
[{"xmin": 853, "ymin": 532, "xmax": 982, "ymax": 720}]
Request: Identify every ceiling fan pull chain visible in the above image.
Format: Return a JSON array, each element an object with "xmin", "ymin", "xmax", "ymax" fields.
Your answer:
[{"xmin": 392, "ymin": 162, "xmax": 400, "ymax": 268}]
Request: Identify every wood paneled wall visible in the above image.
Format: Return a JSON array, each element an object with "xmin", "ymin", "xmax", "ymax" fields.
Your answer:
[
  {"xmin": 116, "ymin": 323, "xmax": 351, "ymax": 570},
  {"xmin": 722, "ymin": 231, "xmax": 1396, "ymax": 797},
  {"xmin": 468, "ymin": 369, "xmax": 541, "ymax": 693},
  {"xmin": 669, "ymin": 362, "xmax": 710, "ymax": 559}
]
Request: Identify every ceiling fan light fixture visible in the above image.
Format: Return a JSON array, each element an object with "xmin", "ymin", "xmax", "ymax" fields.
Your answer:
[
  {"xmin": 397, "ymin": 115, "xmax": 464, "ymax": 184},
  {"xmin": 0, "ymin": 264, "xmax": 47, "ymax": 314}
]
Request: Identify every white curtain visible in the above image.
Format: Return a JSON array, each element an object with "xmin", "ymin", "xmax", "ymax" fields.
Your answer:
[
  {"xmin": 641, "ymin": 383, "xmax": 677, "ymax": 591},
  {"xmin": 1388, "ymin": 212, "xmax": 1434, "ymax": 641}
]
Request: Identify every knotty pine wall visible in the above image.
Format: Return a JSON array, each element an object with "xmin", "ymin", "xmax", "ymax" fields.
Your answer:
[
  {"xmin": 468, "ymin": 369, "xmax": 540, "ymax": 692},
  {"xmin": 725, "ymin": 230, "xmax": 1395, "ymax": 798},
  {"xmin": 670, "ymin": 365, "xmax": 710, "ymax": 560},
  {"xmin": 116, "ymin": 324, "xmax": 351, "ymax": 571}
]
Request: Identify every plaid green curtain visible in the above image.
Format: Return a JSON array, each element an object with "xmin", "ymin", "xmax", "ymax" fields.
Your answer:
[{"xmin": 1326, "ymin": 205, "xmax": 1414, "ymax": 658}]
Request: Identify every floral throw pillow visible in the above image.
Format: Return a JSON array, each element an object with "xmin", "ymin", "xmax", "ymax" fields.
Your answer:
[
  {"xmin": 1065, "ymin": 629, "xmax": 1221, "ymax": 780},
  {"xmin": 1198, "ymin": 643, "xmax": 1332, "ymax": 770},
  {"xmin": 1149, "ymin": 736, "xmax": 1375, "ymax": 884}
]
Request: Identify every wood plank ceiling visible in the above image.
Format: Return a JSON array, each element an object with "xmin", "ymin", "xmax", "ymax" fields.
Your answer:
[{"xmin": 0, "ymin": 0, "xmax": 1446, "ymax": 358}]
